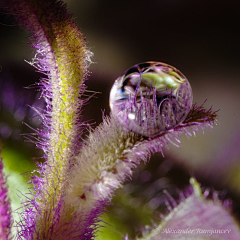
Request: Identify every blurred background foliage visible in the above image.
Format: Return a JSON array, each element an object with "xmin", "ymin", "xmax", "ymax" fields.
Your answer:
[{"xmin": 0, "ymin": 0, "xmax": 240, "ymax": 239}]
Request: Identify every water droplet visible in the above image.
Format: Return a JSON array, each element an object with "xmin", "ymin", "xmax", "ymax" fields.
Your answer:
[{"xmin": 109, "ymin": 62, "xmax": 193, "ymax": 137}]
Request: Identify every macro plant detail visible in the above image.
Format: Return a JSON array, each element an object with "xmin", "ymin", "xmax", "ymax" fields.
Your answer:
[
  {"xmin": 0, "ymin": 0, "xmax": 240, "ymax": 240},
  {"xmin": 109, "ymin": 61, "xmax": 193, "ymax": 137}
]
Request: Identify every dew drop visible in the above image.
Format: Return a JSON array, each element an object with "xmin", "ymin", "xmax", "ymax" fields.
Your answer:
[{"xmin": 109, "ymin": 61, "xmax": 193, "ymax": 137}]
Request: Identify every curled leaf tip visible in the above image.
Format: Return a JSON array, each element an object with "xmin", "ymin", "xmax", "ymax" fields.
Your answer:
[{"xmin": 183, "ymin": 101, "xmax": 218, "ymax": 126}]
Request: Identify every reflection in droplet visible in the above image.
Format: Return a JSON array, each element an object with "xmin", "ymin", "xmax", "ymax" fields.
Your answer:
[{"xmin": 109, "ymin": 62, "xmax": 193, "ymax": 137}]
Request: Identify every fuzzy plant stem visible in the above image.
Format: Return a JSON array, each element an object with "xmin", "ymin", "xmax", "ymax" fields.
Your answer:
[
  {"xmin": 2, "ymin": 0, "xmax": 219, "ymax": 239},
  {"xmin": 2, "ymin": 0, "xmax": 91, "ymax": 238},
  {"xmin": 61, "ymin": 105, "xmax": 217, "ymax": 238},
  {"xmin": 0, "ymin": 158, "xmax": 12, "ymax": 240},
  {"xmin": 0, "ymin": 159, "xmax": 12, "ymax": 240}
]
